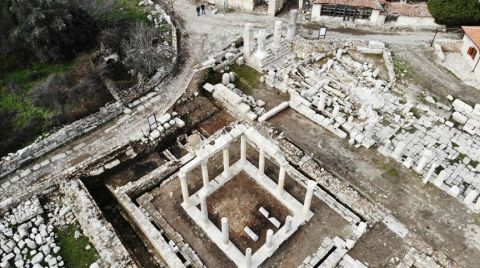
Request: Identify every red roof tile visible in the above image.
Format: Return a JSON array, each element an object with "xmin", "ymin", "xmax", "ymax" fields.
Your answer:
[{"xmin": 463, "ymin": 26, "xmax": 480, "ymax": 49}]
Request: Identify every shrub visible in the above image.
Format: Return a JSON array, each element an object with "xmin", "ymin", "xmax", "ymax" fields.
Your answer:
[
  {"xmin": 428, "ymin": 0, "xmax": 480, "ymax": 26},
  {"xmin": 10, "ymin": 0, "xmax": 99, "ymax": 62}
]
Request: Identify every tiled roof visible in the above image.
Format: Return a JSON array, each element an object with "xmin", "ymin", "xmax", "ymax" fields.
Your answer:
[
  {"xmin": 463, "ymin": 26, "xmax": 480, "ymax": 49},
  {"xmin": 384, "ymin": 2, "xmax": 432, "ymax": 18}
]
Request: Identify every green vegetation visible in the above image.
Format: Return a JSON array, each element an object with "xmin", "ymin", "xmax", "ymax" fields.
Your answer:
[
  {"xmin": 428, "ymin": 0, "xmax": 480, "ymax": 26},
  {"xmin": 57, "ymin": 224, "xmax": 99, "ymax": 268},
  {"xmin": 470, "ymin": 160, "xmax": 479, "ymax": 168},
  {"xmin": 410, "ymin": 107, "xmax": 423, "ymax": 119},
  {"xmin": 106, "ymin": 0, "xmax": 148, "ymax": 22},
  {"xmin": 0, "ymin": 62, "xmax": 73, "ymax": 92},
  {"xmin": 449, "ymin": 153, "xmax": 467, "ymax": 164},
  {"xmin": 231, "ymin": 64, "xmax": 260, "ymax": 95},
  {"xmin": 393, "ymin": 56, "xmax": 422, "ymax": 83},
  {"xmin": 383, "ymin": 163, "xmax": 400, "ymax": 178},
  {"xmin": 451, "ymin": 141, "xmax": 459, "ymax": 148}
]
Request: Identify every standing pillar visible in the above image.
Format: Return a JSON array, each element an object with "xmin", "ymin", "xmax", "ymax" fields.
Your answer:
[
  {"xmin": 298, "ymin": 0, "xmax": 303, "ymax": 11},
  {"xmin": 223, "ymin": 145, "xmax": 230, "ymax": 176},
  {"xmin": 258, "ymin": 148, "xmax": 265, "ymax": 175},
  {"xmin": 241, "ymin": 135, "xmax": 247, "ymax": 162},
  {"xmin": 286, "ymin": 9, "xmax": 298, "ymax": 41},
  {"xmin": 201, "ymin": 161, "xmax": 209, "ymax": 187},
  {"xmin": 266, "ymin": 229, "xmax": 274, "ymax": 248},
  {"xmin": 221, "ymin": 217, "xmax": 229, "ymax": 245},
  {"xmin": 303, "ymin": 180, "xmax": 316, "ymax": 214},
  {"xmin": 284, "ymin": 215, "xmax": 292, "ymax": 233},
  {"xmin": 243, "ymin": 23, "xmax": 254, "ymax": 57},
  {"xmin": 273, "ymin": 21, "xmax": 282, "ymax": 50},
  {"xmin": 200, "ymin": 192, "xmax": 208, "ymax": 223},
  {"xmin": 253, "ymin": 30, "xmax": 267, "ymax": 67},
  {"xmin": 277, "ymin": 164, "xmax": 286, "ymax": 193},
  {"xmin": 245, "ymin": 248, "xmax": 252, "ymax": 267},
  {"xmin": 179, "ymin": 172, "xmax": 191, "ymax": 206}
]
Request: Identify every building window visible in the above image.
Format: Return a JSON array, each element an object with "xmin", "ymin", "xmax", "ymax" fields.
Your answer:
[
  {"xmin": 467, "ymin": 47, "xmax": 477, "ymax": 59},
  {"xmin": 320, "ymin": 4, "xmax": 372, "ymax": 20}
]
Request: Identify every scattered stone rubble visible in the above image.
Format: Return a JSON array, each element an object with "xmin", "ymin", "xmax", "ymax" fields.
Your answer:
[
  {"xmin": 0, "ymin": 195, "xmax": 95, "ymax": 268},
  {"xmin": 235, "ymin": 20, "xmax": 480, "ymax": 212}
]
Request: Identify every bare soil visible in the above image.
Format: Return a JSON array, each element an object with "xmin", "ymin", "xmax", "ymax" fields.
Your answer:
[
  {"xmin": 207, "ymin": 172, "xmax": 291, "ymax": 253},
  {"xmin": 269, "ymin": 108, "xmax": 480, "ymax": 267},
  {"xmin": 349, "ymin": 222, "xmax": 408, "ymax": 267},
  {"xmin": 146, "ymin": 129, "xmax": 353, "ymax": 267}
]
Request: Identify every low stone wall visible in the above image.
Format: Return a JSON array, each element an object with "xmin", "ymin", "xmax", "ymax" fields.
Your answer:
[
  {"xmin": 64, "ymin": 179, "xmax": 134, "ymax": 268},
  {"xmin": 0, "ymin": 102, "xmax": 124, "ymax": 178}
]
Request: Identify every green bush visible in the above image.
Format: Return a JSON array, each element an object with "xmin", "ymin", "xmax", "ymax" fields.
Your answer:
[{"xmin": 428, "ymin": 0, "xmax": 480, "ymax": 26}]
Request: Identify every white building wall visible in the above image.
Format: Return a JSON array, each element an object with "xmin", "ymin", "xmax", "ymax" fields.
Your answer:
[
  {"xmin": 216, "ymin": 0, "xmax": 255, "ymax": 12},
  {"xmin": 461, "ymin": 35, "xmax": 480, "ymax": 80},
  {"xmin": 392, "ymin": 16, "xmax": 439, "ymax": 29}
]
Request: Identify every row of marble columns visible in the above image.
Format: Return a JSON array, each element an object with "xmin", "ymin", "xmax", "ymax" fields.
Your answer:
[
  {"xmin": 244, "ymin": 10, "xmax": 298, "ymax": 60},
  {"xmin": 180, "ymin": 135, "xmax": 316, "ymax": 215}
]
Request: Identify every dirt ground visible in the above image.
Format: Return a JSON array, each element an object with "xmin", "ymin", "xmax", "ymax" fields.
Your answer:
[
  {"xmin": 349, "ymin": 222, "xmax": 408, "ymax": 267},
  {"xmin": 207, "ymin": 172, "xmax": 291, "ymax": 252},
  {"xmin": 391, "ymin": 44, "xmax": 480, "ymax": 105},
  {"xmin": 269, "ymin": 108, "xmax": 480, "ymax": 267},
  {"xmin": 144, "ymin": 129, "xmax": 353, "ymax": 267}
]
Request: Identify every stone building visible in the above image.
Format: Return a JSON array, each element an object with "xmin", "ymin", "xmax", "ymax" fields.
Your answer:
[
  {"xmin": 461, "ymin": 26, "xmax": 480, "ymax": 81},
  {"xmin": 311, "ymin": 0, "xmax": 438, "ymax": 29},
  {"xmin": 214, "ymin": 0, "xmax": 286, "ymax": 16}
]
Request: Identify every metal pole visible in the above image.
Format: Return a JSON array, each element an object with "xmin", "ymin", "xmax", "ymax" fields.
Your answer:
[
  {"xmin": 473, "ymin": 56, "xmax": 480, "ymax": 73},
  {"xmin": 430, "ymin": 29, "xmax": 438, "ymax": 47}
]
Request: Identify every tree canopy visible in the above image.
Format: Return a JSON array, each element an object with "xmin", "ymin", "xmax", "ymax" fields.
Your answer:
[{"xmin": 428, "ymin": 0, "xmax": 480, "ymax": 26}]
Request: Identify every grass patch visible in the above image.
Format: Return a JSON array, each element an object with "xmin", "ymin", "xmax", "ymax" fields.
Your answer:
[
  {"xmin": 57, "ymin": 224, "xmax": 99, "ymax": 268},
  {"xmin": 0, "ymin": 62, "xmax": 74, "ymax": 130},
  {"xmin": 470, "ymin": 160, "xmax": 479, "ymax": 168},
  {"xmin": 393, "ymin": 57, "xmax": 422, "ymax": 83},
  {"xmin": 382, "ymin": 163, "xmax": 400, "ymax": 178},
  {"xmin": 0, "ymin": 62, "xmax": 73, "ymax": 92},
  {"xmin": 410, "ymin": 107, "xmax": 423, "ymax": 119},
  {"xmin": 231, "ymin": 64, "xmax": 259, "ymax": 95},
  {"xmin": 105, "ymin": 0, "xmax": 148, "ymax": 22},
  {"xmin": 449, "ymin": 153, "xmax": 466, "ymax": 164}
]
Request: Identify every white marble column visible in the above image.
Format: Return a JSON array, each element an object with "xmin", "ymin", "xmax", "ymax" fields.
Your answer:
[
  {"xmin": 200, "ymin": 192, "xmax": 208, "ymax": 223},
  {"xmin": 245, "ymin": 248, "xmax": 252, "ymax": 267},
  {"xmin": 303, "ymin": 180, "xmax": 316, "ymax": 214},
  {"xmin": 223, "ymin": 145, "xmax": 230, "ymax": 176},
  {"xmin": 201, "ymin": 161, "xmax": 209, "ymax": 187},
  {"xmin": 415, "ymin": 150, "xmax": 433, "ymax": 173},
  {"xmin": 179, "ymin": 172, "xmax": 191, "ymax": 206},
  {"xmin": 221, "ymin": 217, "xmax": 229, "ymax": 245},
  {"xmin": 277, "ymin": 164, "xmax": 286, "ymax": 193},
  {"xmin": 423, "ymin": 162, "xmax": 437, "ymax": 184},
  {"xmin": 266, "ymin": 229, "xmax": 274, "ymax": 248},
  {"xmin": 273, "ymin": 21, "xmax": 282, "ymax": 50},
  {"xmin": 286, "ymin": 9, "xmax": 298, "ymax": 41},
  {"xmin": 391, "ymin": 141, "xmax": 406, "ymax": 160},
  {"xmin": 332, "ymin": 104, "xmax": 340, "ymax": 118},
  {"xmin": 258, "ymin": 148, "xmax": 265, "ymax": 175},
  {"xmin": 243, "ymin": 23, "xmax": 254, "ymax": 57},
  {"xmin": 317, "ymin": 94, "xmax": 326, "ymax": 111},
  {"xmin": 284, "ymin": 215, "xmax": 292, "ymax": 233},
  {"xmin": 254, "ymin": 30, "xmax": 267, "ymax": 67},
  {"xmin": 255, "ymin": 30, "xmax": 266, "ymax": 55},
  {"xmin": 241, "ymin": 135, "xmax": 247, "ymax": 162}
]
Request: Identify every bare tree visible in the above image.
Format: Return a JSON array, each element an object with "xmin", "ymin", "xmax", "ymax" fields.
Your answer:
[{"xmin": 121, "ymin": 23, "xmax": 175, "ymax": 77}]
